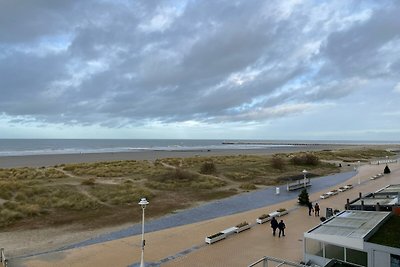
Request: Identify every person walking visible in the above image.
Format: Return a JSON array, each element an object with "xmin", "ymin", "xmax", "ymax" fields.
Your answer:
[
  {"xmin": 278, "ymin": 220, "xmax": 286, "ymax": 237},
  {"xmin": 270, "ymin": 217, "xmax": 278, "ymax": 236},
  {"xmin": 314, "ymin": 203, "xmax": 320, "ymax": 217},
  {"xmin": 307, "ymin": 202, "xmax": 314, "ymax": 216}
]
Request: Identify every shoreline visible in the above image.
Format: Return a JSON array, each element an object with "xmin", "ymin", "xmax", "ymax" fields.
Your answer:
[{"xmin": 1, "ymin": 144, "xmax": 397, "ymax": 168}]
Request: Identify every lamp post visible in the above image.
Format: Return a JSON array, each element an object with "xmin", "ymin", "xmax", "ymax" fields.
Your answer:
[
  {"xmin": 357, "ymin": 161, "xmax": 361, "ymax": 185},
  {"xmin": 138, "ymin": 198, "xmax": 149, "ymax": 267},
  {"xmin": 302, "ymin": 169, "xmax": 308, "ymax": 188}
]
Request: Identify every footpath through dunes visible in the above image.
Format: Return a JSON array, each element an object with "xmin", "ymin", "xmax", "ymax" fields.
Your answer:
[{"xmin": 12, "ymin": 162, "xmax": 400, "ymax": 267}]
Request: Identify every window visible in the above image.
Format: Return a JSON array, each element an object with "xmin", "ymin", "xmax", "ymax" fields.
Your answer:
[
  {"xmin": 346, "ymin": 248, "xmax": 367, "ymax": 267},
  {"xmin": 325, "ymin": 243, "xmax": 344, "ymax": 261},
  {"xmin": 305, "ymin": 238, "xmax": 323, "ymax": 257},
  {"xmin": 391, "ymin": 254, "xmax": 400, "ymax": 267}
]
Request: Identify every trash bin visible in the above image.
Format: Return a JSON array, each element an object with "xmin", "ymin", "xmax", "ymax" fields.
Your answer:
[{"xmin": 276, "ymin": 187, "xmax": 280, "ymax": 195}]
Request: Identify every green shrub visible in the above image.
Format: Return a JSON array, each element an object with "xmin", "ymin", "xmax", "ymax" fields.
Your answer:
[
  {"xmin": 200, "ymin": 161, "xmax": 217, "ymax": 174},
  {"xmin": 291, "ymin": 153, "xmax": 319, "ymax": 166}
]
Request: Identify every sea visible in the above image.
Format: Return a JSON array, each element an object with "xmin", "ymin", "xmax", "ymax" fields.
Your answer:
[{"xmin": 0, "ymin": 139, "xmax": 398, "ymax": 157}]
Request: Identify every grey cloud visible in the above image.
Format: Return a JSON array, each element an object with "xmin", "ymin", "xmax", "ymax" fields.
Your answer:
[
  {"xmin": 1, "ymin": 0, "xmax": 399, "ymax": 127},
  {"xmin": 321, "ymin": 3, "xmax": 400, "ymax": 78}
]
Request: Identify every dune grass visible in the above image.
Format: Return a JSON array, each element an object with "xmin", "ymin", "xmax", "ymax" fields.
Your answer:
[{"xmin": 0, "ymin": 148, "xmax": 395, "ymax": 230}]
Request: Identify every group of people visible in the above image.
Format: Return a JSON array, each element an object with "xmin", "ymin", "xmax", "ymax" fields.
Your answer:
[
  {"xmin": 307, "ymin": 202, "xmax": 320, "ymax": 216},
  {"xmin": 269, "ymin": 202, "xmax": 321, "ymax": 237},
  {"xmin": 270, "ymin": 217, "xmax": 285, "ymax": 237}
]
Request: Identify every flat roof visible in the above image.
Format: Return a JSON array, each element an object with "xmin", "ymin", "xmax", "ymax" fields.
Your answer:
[
  {"xmin": 307, "ymin": 210, "xmax": 390, "ymax": 239},
  {"xmin": 376, "ymin": 184, "xmax": 400, "ymax": 194},
  {"xmin": 352, "ymin": 196, "xmax": 398, "ymax": 206}
]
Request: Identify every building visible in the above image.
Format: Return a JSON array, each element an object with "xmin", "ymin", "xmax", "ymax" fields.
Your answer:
[
  {"xmin": 303, "ymin": 210, "xmax": 400, "ymax": 267},
  {"xmin": 347, "ymin": 184, "xmax": 400, "ymax": 211}
]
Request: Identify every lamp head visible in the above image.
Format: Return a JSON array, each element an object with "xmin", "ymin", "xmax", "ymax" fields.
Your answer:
[{"xmin": 139, "ymin": 197, "xmax": 149, "ymax": 208}]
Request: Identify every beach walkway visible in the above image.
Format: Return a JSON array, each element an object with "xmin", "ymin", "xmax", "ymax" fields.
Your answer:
[{"xmin": 10, "ymin": 162, "xmax": 400, "ymax": 267}]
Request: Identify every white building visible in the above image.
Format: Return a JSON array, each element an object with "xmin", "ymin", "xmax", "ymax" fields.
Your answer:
[{"xmin": 303, "ymin": 210, "xmax": 400, "ymax": 267}]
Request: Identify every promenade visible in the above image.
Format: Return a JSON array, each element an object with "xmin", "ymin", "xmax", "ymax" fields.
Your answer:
[{"xmin": 11, "ymin": 162, "xmax": 400, "ymax": 267}]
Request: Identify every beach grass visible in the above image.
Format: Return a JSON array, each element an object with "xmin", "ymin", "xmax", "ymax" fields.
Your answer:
[{"xmin": 0, "ymin": 148, "xmax": 395, "ymax": 229}]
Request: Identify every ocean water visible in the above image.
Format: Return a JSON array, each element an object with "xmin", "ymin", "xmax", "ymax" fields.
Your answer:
[{"xmin": 0, "ymin": 139, "xmax": 397, "ymax": 157}]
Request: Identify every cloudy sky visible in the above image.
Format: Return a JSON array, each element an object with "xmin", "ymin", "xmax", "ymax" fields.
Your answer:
[{"xmin": 1, "ymin": 0, "xmax": 400, "ymax": 140}]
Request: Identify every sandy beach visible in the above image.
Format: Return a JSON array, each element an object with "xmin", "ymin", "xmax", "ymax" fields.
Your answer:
[{"xmin": 1, "ymin": 144, "xmax": 397, "ymax": 168}]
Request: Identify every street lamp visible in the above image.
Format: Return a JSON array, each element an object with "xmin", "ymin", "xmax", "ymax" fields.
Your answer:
[
  {"xmin": 302, "ymin": 169, "xmax": 308, "ymax": 188},
  {"xmin": 138, "ymin": 198, "xmax": 149, "ymax": 267},
  {"xmin": 357, "ymin": 161, "xmax": 361, "ymax": 185}
]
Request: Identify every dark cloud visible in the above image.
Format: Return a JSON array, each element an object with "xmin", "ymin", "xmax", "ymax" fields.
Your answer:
[{"xmin": 1, "ymin": 0, "xmax": 399, "ymax": 128}]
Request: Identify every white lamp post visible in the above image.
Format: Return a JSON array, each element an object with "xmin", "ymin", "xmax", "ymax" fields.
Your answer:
[
  {"xmin": 357, "ymin": 161, "xmax": 361, "ymax": 184},
  {"xmin": 138, "ymin": 198, "xmax": 149, "ymax": 267},
  {"xmin": 302, "ymin": 169, "xmax": 308, "ymax": 188}
]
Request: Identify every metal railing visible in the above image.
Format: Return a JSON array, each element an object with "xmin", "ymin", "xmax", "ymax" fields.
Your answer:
[
  {"xmin": 248, "ymin": 256, "xmax": 308, "ymax": 267},
  {"xmin": 0, "ymin": 248, "xmax": 8, "ymax": 267}
]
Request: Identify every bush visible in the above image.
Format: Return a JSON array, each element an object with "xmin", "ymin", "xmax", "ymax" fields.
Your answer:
[
  {"xmin": 200, "ymin": 161, "xmax": 217, "ymax": 174},
  {"xmin": 384, "ymin": 165, "xmax": 391, "ymax": 174},
  {"xmin": 258, "ymin": 214, "xmax": 270, "ymax": 219},
  {"xmin": 236, "ymin": 221, "xmax": 249, "ymax": 228},
  {"xmin": 239, "ymin": 183, "xmax": 257, "ymax": 190},
  {"xmin": 298, "ymin": 189, "xmax": 310, "ymax": 205},
  {"xmin": 271, "ymin": 156, "xmax": 285, "ymax": 170},
  {"xmin": 291, "ymin": 153, "xmax": 319, "ymax": 166}
]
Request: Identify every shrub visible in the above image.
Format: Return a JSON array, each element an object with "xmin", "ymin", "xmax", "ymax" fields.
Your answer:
[
  {"xmin": 271, "ymin": 156, "xmax": 285, "ymax": 170},
  {"xmin": 384, "ymin": 165, "xmax": 391, "ymax": 174},
  {"xmin": 298, "ymin": 189, "xmax": 310, "ymax": 205},
  {"xmin": 291, "ymin": 153, "xmax": 319, "ymax": 166},
  {"xmin": 277, "ymin": 208, "xmax": 287, "ymax": 212},
  {"xmin": 200, "ymin": 161, "xmax": 217, "ymax": 174},
  {"xmin": 239, "ymin": 183, "xmax": 257, "ymax": 190},
  {"xmin": 236, "ymin": 221, "xmax": 249, "ymax": 228},
  {"xmin": 258, "ymin": 214, "xmax": 270, "ymax": 219},
  {"xmin": 207, "ymin": 232, "xmax": 224, "ymax": 239}
]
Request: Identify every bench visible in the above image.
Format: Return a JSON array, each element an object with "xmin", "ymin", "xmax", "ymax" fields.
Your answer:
[{"xmin": 287, "ymin": 178, "xmax": 311, "ymax": 191}]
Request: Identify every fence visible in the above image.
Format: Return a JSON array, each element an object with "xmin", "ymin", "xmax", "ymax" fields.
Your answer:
[
  {"xmin": 370, "ymin": 159, "xmax": 398, "ymax": 165},
  {"xmin": 286, "ymin": 178, "xmax": 311, "ymax": 191},
  {"xmin": 248, "ymin": 255, "xmax": 308, "ymax": 267}
]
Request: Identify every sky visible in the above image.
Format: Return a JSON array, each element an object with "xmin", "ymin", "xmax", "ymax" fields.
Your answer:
[{"xmin": 0, "ymin": 0, "xmax": 400, "ymax": 141}]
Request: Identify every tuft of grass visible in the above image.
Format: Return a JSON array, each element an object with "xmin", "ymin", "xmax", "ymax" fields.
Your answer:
[
  {"xmin": 239, "ymin": 183, "xmax": 257, "ymax": 190},
  {"xmin": 81, "ymin": 178, "xmax": 96, "ymax": 186}
]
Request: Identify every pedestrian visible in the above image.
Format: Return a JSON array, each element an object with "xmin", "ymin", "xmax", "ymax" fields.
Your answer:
[
  {"xmin": 278, "ymin": 220, "xmax": 286, "ymax": 237},
  {"xmin": 314, "ymin": 203, "xmax": 320, "ymax": 217},
  {"xmin": 307, "ymin": 202, "xmax": 314, "ymax": 216},
  {"xmin": 270, "ymin": 217, "xmax": 278, "ymax": 236}
]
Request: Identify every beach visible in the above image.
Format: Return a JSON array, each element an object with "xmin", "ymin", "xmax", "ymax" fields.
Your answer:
[
  {"xmin": 1, "ymin": 143, "xmax": 399, "ymax": 262},
  {"xmin": 0, "ymin": 143, "xmax": 395, "ymax": 168}
]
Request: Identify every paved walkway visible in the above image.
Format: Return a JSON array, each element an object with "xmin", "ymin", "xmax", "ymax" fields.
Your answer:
[{"xmin": 11, "ymin": 162, "xmax": 400, "ymax": 267}]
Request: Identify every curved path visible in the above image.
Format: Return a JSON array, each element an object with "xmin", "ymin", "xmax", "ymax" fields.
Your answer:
[{"xmin": 60, "ymin": 171, "xmax": 355, "ymax": 250}]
